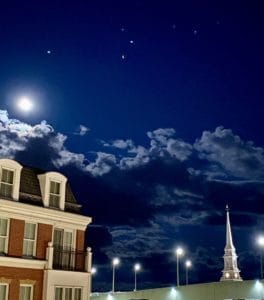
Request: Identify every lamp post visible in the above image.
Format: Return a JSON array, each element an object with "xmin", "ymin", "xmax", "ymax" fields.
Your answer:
[
  {"xmin": 90, "ymin": 267, "xmax": 97, "ymax": 293},
  {"xmin": 175, "ymin": 247, "xmax": 184, "ymax": 287},
  {"xmin": 134, "ymin": 263, "xmax": 141, "ymax": 291},
  {"xmin": 112, "ymin": 258, "xmax": 120, "ymax": 293},
  {"xmin": 257, "ymin": 236, "xmax": 264, "ymax": 279},
  {"xmin": 185, "ymin": 260, "xmax": 192, "ymax": 285}
]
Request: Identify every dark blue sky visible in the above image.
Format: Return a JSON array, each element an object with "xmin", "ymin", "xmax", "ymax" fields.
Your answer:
[{"xmin": 0, "ymin": 0, "xmax": 264, "ymax": 291}]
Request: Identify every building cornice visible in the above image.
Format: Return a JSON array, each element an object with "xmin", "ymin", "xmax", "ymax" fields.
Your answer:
[
  {"xmin": 0, "ymin": 256, "xmax": 46, "ymax": 270},
  {"xmin": 0, "ymin": 198, "xmax": 92, "ymax": 230}
]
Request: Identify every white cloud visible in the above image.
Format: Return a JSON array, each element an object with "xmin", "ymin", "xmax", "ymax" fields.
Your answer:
[
  {"xmin": 147, "ymin": 128, "xmax": 193, "ymax": 161},
  {"xmin": 74, "ymin": 124, "xmax": 90, "ymax": 136},
  {"xmin": 104, "ymin": 128, "xmax": 193, "ymax": 171},
  {"xmin": 194, "ymin": 126, "xmax": 264, "ymax": 179},
  {"xmin": 49, "ymin": 133, "xmax": 86, "ymax": 168},
  {"xmin": 0, "ymin": 110, "xmax": 54, "ymax": 158},
  {"xmin": 84, "ymin": 152, "xmax": 117, "ymax": 176}
]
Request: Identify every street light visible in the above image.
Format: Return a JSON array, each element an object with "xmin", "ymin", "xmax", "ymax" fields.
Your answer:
[
  {"xmin": 185, "ymin": 260, "xmax": 192, "ymax": 285},
  {"xmin": 90, "ymin": 267, "xmax": 97, "ymax": 293},
  {"xmin": 175, "ymin": 247, "xmax": 184, "ymax": 287},
  {"xmin": 134, "ymin": 263, "xmax": 141, "ymax": 291},
  {"xmin": 112, "ymin": 258, "xmax": 120, "ymax": 293},
  {"xmin": 257, "ymin": 236, "xmax": 264, "ymax": 278}
]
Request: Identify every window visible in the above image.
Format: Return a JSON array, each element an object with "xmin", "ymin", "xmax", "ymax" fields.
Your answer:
[
  {"xmin": 23, "ymin": 223, "xmax": 37, "ymax": 257},
  {"xmin": 19, "ymin": 285, "xmax": 33, "ymax": 300},
  {"xmin": 0, "ymin": 218, "xmax": 8, "ymax": 254},
  {"xmin": 74, "ymin": 289, "xmax": 81, "ymax": 300},
  {"xmin": 0, "ymin": 284, "xmax": 8, "ymax": 300},
  {"xmin": 0, "ymin": 168, "xmax": 14, "ymax": 198},
  {"xmin": 55, "ymin": 287, "xmax": 82, "ymax": 300},
  {"xmin": 53, "ymin": 229, "xmax": 74, "ymax": 270},
  {"xmin": 49, "ymin": 181, "xmax": 61, "ymax": 208}
]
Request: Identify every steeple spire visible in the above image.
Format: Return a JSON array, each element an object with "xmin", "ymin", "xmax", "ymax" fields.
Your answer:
[{"xmin": 220, "ymin": 205, "xmax": 242, "ymax": 281}]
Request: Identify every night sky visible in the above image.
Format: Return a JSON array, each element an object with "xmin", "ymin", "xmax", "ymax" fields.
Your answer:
[{"xmin": 0, "ymin": 0, "xmax": 264, "ymax": 292}]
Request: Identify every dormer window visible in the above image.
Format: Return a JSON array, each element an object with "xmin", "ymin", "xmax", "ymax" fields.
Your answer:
[
  {"xmin": 49, "ymin": 181, "xmax": 61, "ymax": 208},
  {"xmin": 38, "ymin": 171, "xmax": 67, "ymax": 210},
  {"xmin": 0, "ymin": 168, "xmax": 14, "ymax": 198},
  {"xmin": 0, "ymin": 159, "xmax": 22, "ymax": 201}
]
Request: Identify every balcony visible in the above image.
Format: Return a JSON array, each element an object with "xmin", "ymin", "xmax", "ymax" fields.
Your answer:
[
  {"xmin": 46, "ymin": 242, "xmax": 92, "ymax": 273},
  {"xmin": 53, "ymin": 246, "xmax": 87, "ymax": 272}
]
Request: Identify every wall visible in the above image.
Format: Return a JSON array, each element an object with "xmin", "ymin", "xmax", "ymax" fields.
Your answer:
[
  {"xmin": 91, "ymin": 280, "xmax": 264, "ymax": 300},
  {"xmin": 0, "ymin": 266, "xmax": 43, "ymax": 300},
  {"xmin": 43, "ymin": 269, "xmax": 90, "ymax": 300}
]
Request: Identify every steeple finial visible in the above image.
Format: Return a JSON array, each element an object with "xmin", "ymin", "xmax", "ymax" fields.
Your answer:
[{"xmin": 220, "ymin": 205, "xmax": 242, "ymax": 281}]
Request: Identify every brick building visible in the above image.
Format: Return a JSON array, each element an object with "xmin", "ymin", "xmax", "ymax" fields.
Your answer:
[{"xmin": 0, "ymin": 158, "xmax": 92, "ymax": 300}]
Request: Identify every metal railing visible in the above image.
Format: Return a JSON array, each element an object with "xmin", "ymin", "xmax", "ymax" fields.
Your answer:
[{"xmin": 53, "ymin": 246, "xmax": 87, "ymax": 272}]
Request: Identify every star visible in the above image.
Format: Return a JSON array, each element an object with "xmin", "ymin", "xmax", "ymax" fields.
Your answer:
[
  {"xmin": 193, "ymin": 30, "xmax": 198, "ymax": 35},
  {"xmin": 121, "ymin": 54, "xmax": 126, "ymax": 60},
  {"xmin": 47, "ymin": 50, "xmax": 51, "ymax": 54},
  {"xmin": 129, "ymin": 40, "xmax": 134, "ymax": 44}
]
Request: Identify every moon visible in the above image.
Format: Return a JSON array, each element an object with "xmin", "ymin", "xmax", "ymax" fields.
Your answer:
[{"xmin": 17, "ymin": 97, "xmax": 34, "ymax": 112}]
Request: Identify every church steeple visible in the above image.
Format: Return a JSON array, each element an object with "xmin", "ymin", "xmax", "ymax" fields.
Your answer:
[{"xmin": 220, "ymin": 205, "xmax": 242, "ymax": 281}]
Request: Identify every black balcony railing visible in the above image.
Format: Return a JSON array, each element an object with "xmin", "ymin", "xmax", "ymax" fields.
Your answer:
[{"xmin": 53, "ymin": 246, "xmax": 87, "ymax": 272}]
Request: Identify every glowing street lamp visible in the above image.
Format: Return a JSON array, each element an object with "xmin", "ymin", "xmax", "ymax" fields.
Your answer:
[
  {"xmin": 134, "ymin": 263, "xmax": 141, "ymax": 291},
  {"xmin": 185, "ymin": 260, "xmax": 192, "ymax": 285},
  {"xmin": 112, "ymin": 258, "xmax": 120, "ymax": 293},
  {"xmin": 257, "ymin": 236, "xmax": 264, "ymax": 278},
  {"xmin": 175, "ymin": 247, "xmax": 184, "ymax": 287},
  {"xmin": 90, "ymin": 267, "xmax": 97, "ymax": 293}
]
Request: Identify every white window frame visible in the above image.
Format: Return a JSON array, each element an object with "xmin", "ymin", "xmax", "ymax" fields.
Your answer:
[
  {"xmin": 19, "ymin": 284, "xmax": 33, "ymax": 300},
  {"xmin": 0, "ymin": 283, "xmax": 9, "ymax": 300},
  {"xmin": 0, "ymin": 218, "xmax": 9, "ymax": 254},
  {"xmin": 22, "ymin": 222, "xmax": 37, "ymax": 257},
  {"xmin": 38, "ymin": 172, "xmax": 67, "ymax": 210},
  {"xmin": 0, "ymin": 168, "xmax": 14, "ymax": 199},
  {"xmin": 0, "ymin": 159, "xmax": 22, "ymax": 201},
  {"xmin": 49, "ymin": 180, "xmax": 61, "ymax": 209},
  {"xmin": 55, "ymin": 286, "xmax": 82, "ymax": 300}
]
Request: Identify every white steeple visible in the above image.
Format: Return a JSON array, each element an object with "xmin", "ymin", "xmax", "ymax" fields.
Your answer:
[{"xmin": 220, "ymin": 205, "xmax": 242, "ymax": 281}]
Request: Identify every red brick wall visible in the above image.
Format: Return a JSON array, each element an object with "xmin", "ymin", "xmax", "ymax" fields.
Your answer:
[
  {"xmin": 36, "ymin": 223, "xmax": 53, "ymax": 259},
  {"xmin": 0, "ymin": 266, "xmax": 43, "ymax": 300},
  {"xmin": 8, "ymin": 219, "xmax": 24, "ymax": 257}
]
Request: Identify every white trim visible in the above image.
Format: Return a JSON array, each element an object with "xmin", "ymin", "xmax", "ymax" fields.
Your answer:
[
  {"xmin": 23, "ymin": 222, "xmax": 38, "ymax": 257},
  {"xmin": 38, "ymin": 172, "xmax": 67, "ymax": 210},
  {"xmin": 0, "ymin": 159, "xmax": 22, "ymax": 201},
  {"xmin": 0, "ymin": 199, "xmax": 91, "ymax": 231},
  {"xmin": 19, "ymin": 284, "xmax": 34, "ymax": 300},
  {"xmin": 0, "ymin": 256, "xmax": 46, "ymax": 269},
  {"xmin": 0, "ymin": 283, "xmax": 9, "ymax": 300}
]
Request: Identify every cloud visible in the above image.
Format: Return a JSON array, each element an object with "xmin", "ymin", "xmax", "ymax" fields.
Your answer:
[
  {"xmin": 2, "ymin": 109, "xmax": 264, "ymax": 288},
  {"xmin": 49, "ymin": 133, "xmax": 87, "ymax": 168},
  {"xmin": 0, "ymin": 110, "xmax": 53, "ymax": 158},
  {"xmin": 84, "ymin": 152, "xmax": 117, "ymax": 176},
  {"xmin": 194, "ymin": 126, "xmax": 264, "ymax": 180},
  {"xmin": 147, "ymin": 128, "xmax": 193, "ymax": 161},
  {"xmin": 74, "ymin": 124, "xmax": 90, "ymax": 136}
]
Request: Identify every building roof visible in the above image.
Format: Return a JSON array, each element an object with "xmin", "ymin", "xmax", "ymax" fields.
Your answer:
[{"xmin": 18, "ymin": 166, "xmax": 81, "ymax": 213}]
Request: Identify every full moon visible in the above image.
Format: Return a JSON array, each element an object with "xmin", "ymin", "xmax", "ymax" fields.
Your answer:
[{"xmin": 17, "ymin": 97, "xmax": 33, "ymax": 112}]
